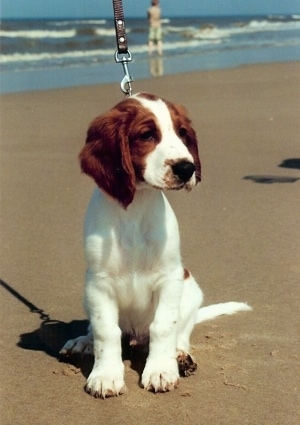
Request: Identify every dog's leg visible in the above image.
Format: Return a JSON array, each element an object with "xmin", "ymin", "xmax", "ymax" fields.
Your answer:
[
  {"xmin": 83, "ymin": 272, "xmax": 126, "ymax": 398},
  {"xmin": 141, "ymin": 278, "xmax": 183, "ymax": 393}
]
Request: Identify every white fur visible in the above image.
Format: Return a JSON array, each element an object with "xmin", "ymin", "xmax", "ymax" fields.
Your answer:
[
  {"xmin": 60, "ymin": 96, "xmax": 251, "ymax": 398},
  {"xmin": 196, "ymin": 302, "xmax": 252, "ymax": 324}
]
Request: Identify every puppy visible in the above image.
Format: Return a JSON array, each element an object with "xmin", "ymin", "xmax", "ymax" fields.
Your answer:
[{"xmin": 60, "ymin": 93, "xmax": 250, "ymax": 398}]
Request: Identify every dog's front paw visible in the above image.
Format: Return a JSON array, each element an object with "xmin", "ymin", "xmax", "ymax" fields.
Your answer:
[
  {"xmin": 141, "ymin": 358, "xmax": 179, "ymax": 393},
  {"xmin": 85, "ymin": 366, "xmax": 126, "ymax": 399},
  {"xmin": 59, "ymin": 335, "xmax": 93, "ymax": 357}
]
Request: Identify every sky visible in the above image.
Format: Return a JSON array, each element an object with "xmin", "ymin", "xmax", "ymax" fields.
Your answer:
[{"xmin": 1, "ymin": 0, "xmax": 299, "ymax": 19}]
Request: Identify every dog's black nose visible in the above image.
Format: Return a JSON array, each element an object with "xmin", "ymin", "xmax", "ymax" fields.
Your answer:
[{"xmin": 172, "ymin": 161, "xmax": 195, "ymax": 182}]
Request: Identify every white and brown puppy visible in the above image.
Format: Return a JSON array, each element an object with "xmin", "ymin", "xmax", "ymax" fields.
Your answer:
[{"xmin": 60, "ymin": 93, "xmax": 250, "ymax": 398}]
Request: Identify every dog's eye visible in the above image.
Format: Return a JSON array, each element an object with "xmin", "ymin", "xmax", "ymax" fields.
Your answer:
[
  {"xmin": 140, "ymin": 130, "xmax": 154, "ymax": 141},
  {"xmin": 179, "ymin": 127, "xmax": 187, "ymax": 138}
]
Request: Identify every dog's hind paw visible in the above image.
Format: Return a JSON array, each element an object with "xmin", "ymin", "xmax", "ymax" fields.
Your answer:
[
  {"xmin": 59, "ymin": 335, "xmax": 93, "ymax": 357},
  {"xmin": 177, "ymin": 351, "xmax": 197, "ymax": 377}
]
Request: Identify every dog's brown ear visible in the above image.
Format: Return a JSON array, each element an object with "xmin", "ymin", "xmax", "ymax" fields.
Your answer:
[{"xmin": 79, "ymin": 109, "xmax": 136, "ymax": 209}]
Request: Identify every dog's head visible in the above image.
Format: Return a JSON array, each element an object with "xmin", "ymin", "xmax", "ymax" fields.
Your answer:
[{"xmin": 79, "ymin": 93, "xmax": 201, "ymax": 208}]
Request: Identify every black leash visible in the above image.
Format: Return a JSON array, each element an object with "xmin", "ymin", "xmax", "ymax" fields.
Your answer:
[
  {"xmin": 112, "ymin": 0, "xmax": 133, "ymax": 96},
  {"xmin": 1, "ymin": 278, "xmax": 50, "ymax": 322}
]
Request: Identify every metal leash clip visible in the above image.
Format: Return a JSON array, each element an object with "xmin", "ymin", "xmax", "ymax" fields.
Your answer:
[{"xmin": 114, "ymin": 50, "xmax": 133, "ymax": 96}]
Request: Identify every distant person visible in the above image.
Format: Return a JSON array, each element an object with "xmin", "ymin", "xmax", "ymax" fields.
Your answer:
[{"xmin": 147, "ymin": 0, "xmax": 163, "ymax": 55}]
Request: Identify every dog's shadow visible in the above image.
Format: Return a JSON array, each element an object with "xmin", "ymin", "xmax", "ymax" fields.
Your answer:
[{"xmin": 18, "ymin": 319, "xmax": 148, "ymax": 379}]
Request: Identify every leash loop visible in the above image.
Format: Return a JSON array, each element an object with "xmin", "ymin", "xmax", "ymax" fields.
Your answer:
[{"xmin": 112, "ymin": 0, "xmax": 133, "ymax": 96}]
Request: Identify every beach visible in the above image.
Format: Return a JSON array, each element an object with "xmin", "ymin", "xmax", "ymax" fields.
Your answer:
[{"xmin": 1, "ymin": 62, "xmax": 300, "ymax": 424}]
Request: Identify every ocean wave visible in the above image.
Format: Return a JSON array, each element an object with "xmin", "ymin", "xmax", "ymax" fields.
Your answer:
[
  {"xmin": 50, "ymin": 19, "xmax": 107, "ymax": 26},
  {"xmin": 95, "ymin": 28, "xmax": 129, "ymax": 36},
  {"xmin": 164, "ymin": 25, "xmax": 196, "ymax": 34},
  {"xmin": 2, "ymin": 18, "xmax": 298, "ymax": 42},
  {"xmin": 0, "ymin": 26, "xmax": 125, "ymax": 40},
  {"xmin": 267, "ymin": 15, "xmax": 287, "ymax": 21},
  {"xmin": 0, "ymin": 49, "xmax": 115, "ymax": 64},
  {"xmin": 164, "ymin": 18, "xmax": 300, "ymax": 38},
  {"xmin": 0, "ymin": 29, "xmax": 76, "ymax": 39},
  {"xmin": 193, "ymin": 19, "xmax": 300, "ymax": 41},
  {"xmin": 248, "ymin": 19, "xmax": 300, "ymax": 30},
  {"xmin": 0, "ymin": 38, "xmax": 221, "ymax": 66},
  {"xmin": 2, "ymin": 30, "xmax": 299, "ymax": 67}
]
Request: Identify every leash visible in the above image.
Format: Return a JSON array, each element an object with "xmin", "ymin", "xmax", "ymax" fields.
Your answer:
[
  {"xmin": 0, "ymin": 278, "xmax": 51, "ymax": 322},
  {"xmin": 112, "ymin": 0, "xmax": 134, "ymax": 96}
]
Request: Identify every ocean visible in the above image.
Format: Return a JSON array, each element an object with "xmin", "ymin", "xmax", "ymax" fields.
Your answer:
[{"xmin": 1, "ymin": 14, "xmax": 300, "ymax": 93}]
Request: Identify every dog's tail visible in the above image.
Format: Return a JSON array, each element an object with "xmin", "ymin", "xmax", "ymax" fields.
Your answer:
[{"xmin": 196, "ymin": 302, "xmax": 252, "ymax": 324}]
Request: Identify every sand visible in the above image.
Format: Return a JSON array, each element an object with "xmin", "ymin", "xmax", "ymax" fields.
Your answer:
[{"xmin": 1, "ymin": 62, "xmax": 300, "ymax": 425}]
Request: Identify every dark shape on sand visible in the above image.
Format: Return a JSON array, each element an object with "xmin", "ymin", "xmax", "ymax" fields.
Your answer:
[
  {"xmin": 279, "ymin": 158, "xmax": 300, "ymax": 170},
  {"xmin": 244, "ymin": 175, "xmax": 299, "ymax": 184}
]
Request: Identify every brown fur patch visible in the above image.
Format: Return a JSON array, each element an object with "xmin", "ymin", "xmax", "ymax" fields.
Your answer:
[
  {"xmin": 183, "ymin": 269, "xmax": 190, "ymax": 280},
  {"xmin": 136, "ymin": 92, "xmax": 159, "ymax": 102}
]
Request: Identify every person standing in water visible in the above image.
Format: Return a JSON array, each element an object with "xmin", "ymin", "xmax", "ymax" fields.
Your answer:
[{"xmin": 147, "ymin": 0, "xmax": 163, "ymax": 55}]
